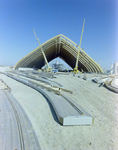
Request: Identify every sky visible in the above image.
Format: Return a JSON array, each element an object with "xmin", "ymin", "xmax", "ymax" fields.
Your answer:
[{"xmin": 0, "ymin": 0, "xmax": 118, "ymax": 70}]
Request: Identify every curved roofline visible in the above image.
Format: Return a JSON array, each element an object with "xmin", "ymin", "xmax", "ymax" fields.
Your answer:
[{"xmin": 14, "ymin": 34, "xmax": 103, "ymax": 73}]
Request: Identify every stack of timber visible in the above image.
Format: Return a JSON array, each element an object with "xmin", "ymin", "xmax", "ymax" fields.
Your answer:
[
  {"xmin": 93, "ymin": 76, "xmax": 108, "ymax": 84},
  {"xmin": 105, "ymin": 77, "xmax": 118, "ymax": 93},
  {"xmin": 82, "ymin": 73, "xmax": 97, "ymax": 81},
  {"xmin": 1, "ymin": 72, "xmax": 94, "ymax": 126}
]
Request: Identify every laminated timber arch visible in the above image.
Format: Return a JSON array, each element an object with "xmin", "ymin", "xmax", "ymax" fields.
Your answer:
[{"xmin": 14, "ymin": 34, "xmax": 103, "ymax": 73}]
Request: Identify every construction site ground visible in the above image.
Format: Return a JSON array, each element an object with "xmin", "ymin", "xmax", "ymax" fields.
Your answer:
[{"xmin": 0, "ymin": 66, "xmax": 118, "ymax": 150}]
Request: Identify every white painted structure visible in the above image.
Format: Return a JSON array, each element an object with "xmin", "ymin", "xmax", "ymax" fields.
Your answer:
[
  {"xmin": 110, "ymin": 62, "xmax": 118, "ymax": 75},
  {"xmin": 18, "ymin": 67, "xmax": 34, "ymax": 71}
]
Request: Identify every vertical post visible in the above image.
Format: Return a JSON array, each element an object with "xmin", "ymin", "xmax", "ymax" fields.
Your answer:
[
  {"xmin": 74, "ymin": 19, "xmax": 85, "ymax": 72},
  {"xmin": 99, "ymin": 59, "xmax": 101, "ymax": 67},
  {"xmin": 33, "ymin": 29, "xmax": 50, "ymax": 69}
]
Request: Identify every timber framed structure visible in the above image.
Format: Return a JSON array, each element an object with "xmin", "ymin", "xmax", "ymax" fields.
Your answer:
[{"xmin": 14, "ymin": 34, "xmax": 103, "ymax": 73}]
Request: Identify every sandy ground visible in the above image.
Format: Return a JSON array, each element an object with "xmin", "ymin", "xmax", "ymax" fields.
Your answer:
[{"xmin": 0, "ymin": 67, "xmax": 118, "ymax": 150}]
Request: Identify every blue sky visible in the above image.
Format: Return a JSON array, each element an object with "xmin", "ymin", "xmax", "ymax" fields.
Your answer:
[{"xmin": 0, "ymin": 0, "xmax": 117, "ymax": 69}]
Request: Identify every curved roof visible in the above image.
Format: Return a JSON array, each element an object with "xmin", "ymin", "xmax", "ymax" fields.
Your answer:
[{"xmin": 14, "ymin": 34, "xmax": 103, "ymax": 73}]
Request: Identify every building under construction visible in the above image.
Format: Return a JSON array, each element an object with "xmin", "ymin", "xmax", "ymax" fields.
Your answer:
[{"xmin": 14, "ymin": 34, "xmax": 103, "ymax": 73}]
